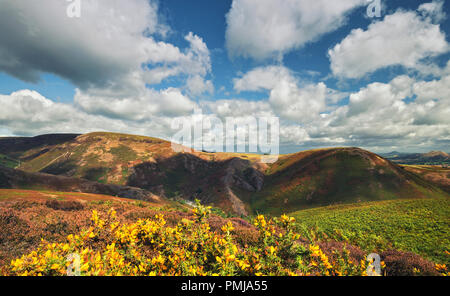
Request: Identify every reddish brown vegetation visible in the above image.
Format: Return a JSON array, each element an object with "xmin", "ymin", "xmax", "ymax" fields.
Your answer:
[
  {"xmin": 45, "ymin": 200, "xmax": 85, "ymax": 211},
  {"xmin": 318, "ymin": 241, "xmax": 366, "ymax": 264},
  {"xmin": 381, "ymin": 249, "xmax": 440, "ymax": 276},
  {"xmin": 402, "ymin": 165, "xmax": 450, "ymax": 193},
  {"xmin": 0, "ymin": 195, "xmax": 259, "ymax": 267}
]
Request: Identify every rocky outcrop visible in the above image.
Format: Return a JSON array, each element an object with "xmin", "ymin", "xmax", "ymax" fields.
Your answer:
[{"xmin": 221, "ymin": 158, "xmax": 265, "ymax": 216}]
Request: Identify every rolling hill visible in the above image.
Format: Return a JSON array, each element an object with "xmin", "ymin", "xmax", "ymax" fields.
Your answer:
[
  {"xmin": 0, "ymin": 132, "xmax": 447, "ymax": 215},
  {"xmin": 0, "ymin": 134, "xmax": 80, "ymax": 160},
  {"xmin": 0, "ymin": 132, "xmax": 267, "ymax": 215},
  {"xmin": 238, "ymin": 148, "xmax": 447, "ymax": 215},
  {"xmin": 381, "ymin": 151, "xmax": 450, "ymax": 165}
]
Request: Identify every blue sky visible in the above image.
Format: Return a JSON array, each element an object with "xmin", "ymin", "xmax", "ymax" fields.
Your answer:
[
  {"xmin": 162, "ymin": 0, "xmax": 450, "ymax": 96},
  {"xmin": 3, "ymin": 0, "xmax": 448, "ymax": 101},
  {"xmin": 0, "ymin": 0, "xmax": 449, "ymax": 153}
]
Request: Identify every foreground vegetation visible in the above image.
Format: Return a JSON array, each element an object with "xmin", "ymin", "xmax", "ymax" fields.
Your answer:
[
  {"xmin": 290, "ymin": 198, "xmax": 450, "ymax": 265},
  {"xmin": 0, "ymin": 189, "xmax": 448, "ymax": 276},
  {"xmin": 2, "ymin": 201, "xmax": 378, "ymax": 276}
]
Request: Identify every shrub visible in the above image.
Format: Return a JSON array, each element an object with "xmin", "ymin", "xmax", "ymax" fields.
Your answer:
[
  {"xmin": 381, "ymin": 250, "xmax": 441, "ymax": 276},
  {"xmin": 2, "ymin": 204, "xmax": 372, "ymax": 276},
  {"xmin": 45, "ymin": 200, "xmax": 84, "ymax": 211}
]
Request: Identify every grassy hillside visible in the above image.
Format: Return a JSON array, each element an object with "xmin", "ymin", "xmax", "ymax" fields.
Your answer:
[
  {"xmin": 290, "ymin": 198, "xmax": 450, "ymax": 264},
  {"xmin": 0, "ymin": 134, "xmax": 79, "ymax": 160},
  {"xmin": 0, "ymin": 154, "xmax": 19, "ymax": 168},
  {"xmin": 240, "ymin": 148, "xmax": 447, "ymax": 215},
  {"xmin": 0, "ymin": 133, "xmax": 448, "ymax": 276},
  {"xmin": 0, "ymin": 166, "xmax": 164, "ymax": 203},
  {"xmin": 14, "ymin": 132, "xmax": 170, "ymax": 184}
]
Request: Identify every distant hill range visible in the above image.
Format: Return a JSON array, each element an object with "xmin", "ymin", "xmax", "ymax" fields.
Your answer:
[
  {"xmin": 0, "ymin": 132, "xmax": 448, "ymax": 215},
  {"xmin": 381, "ymin": 151, "xmax": 450, "ymax": 165}
]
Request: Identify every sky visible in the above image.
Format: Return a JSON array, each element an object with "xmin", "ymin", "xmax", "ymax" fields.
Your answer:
[{"xmin": 0, "ymin": 0, "xmax": 449, "ymax": 153}]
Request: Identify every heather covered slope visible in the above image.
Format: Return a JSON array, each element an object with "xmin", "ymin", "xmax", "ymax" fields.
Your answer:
[
  {"xmin": 0, "ymin": 189, "xmax": 175, "ymax": 267},
  {"xmin": 400, "ymin": 165, "xmax": 450, "ymax": 193},
  {"xmin": 0, "ymin": 132, "xmax": 447, "ymax": 215}
]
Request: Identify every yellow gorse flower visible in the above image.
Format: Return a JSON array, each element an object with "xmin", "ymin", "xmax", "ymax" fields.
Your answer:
[{"xmin": 2, "ymin": 209, "xmax": 375, "ymax": 276}]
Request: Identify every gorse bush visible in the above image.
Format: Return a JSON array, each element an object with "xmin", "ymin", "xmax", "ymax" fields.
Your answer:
[{"xmin": 2, "ymin": 200, "xmax": 448, "ymax": 276}]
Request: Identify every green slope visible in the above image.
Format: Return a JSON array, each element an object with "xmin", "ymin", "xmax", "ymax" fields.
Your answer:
[
  {"xmin": 290, "ymin": 198, "xmax": 450, "ymax": 264},
  {"xmin": 0, "ymin": 154, "xmax": 19, "ymax": 168}
]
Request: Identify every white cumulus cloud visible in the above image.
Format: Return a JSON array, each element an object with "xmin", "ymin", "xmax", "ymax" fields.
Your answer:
[
  {"xmin": 226, "ymin": 0, "xmax": 365, "ymax": 60},
  {"xmin": 329, "ymin": 1, "xmax": 449, "ymax": 79},
  {"xmin": 234, "ymin": 66, "xmax": 342, "ymax": 124},
  {"xmin": 0, "ymin": 0, "xmax": 213, "ymax": 121}
]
